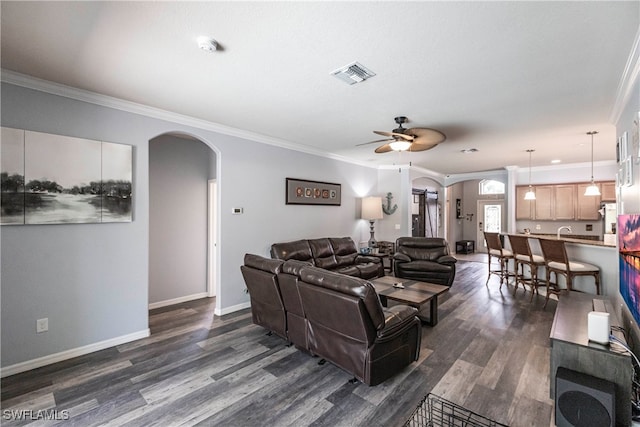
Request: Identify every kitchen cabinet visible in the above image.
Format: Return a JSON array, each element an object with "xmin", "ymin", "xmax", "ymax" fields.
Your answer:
[
  {"xmin": 576, "ymin": 183, "xmax": 601, "ymax": 220},
  {"xmin": 515, "ymin": 186, "xmax": 534, "ymax": 219},
  {"xmin": 554, "ymin": 185, "xmax": 576, "ymax": 220},
  {"xmin": 601, "ymin": 181, "xmax": 616, "ymax": 201},
  {"xmin": 534, "ymin": 185, "xmax": 554, "ymax": 220},
  {"xmin": 516, "ymin": 181, "xmax": 615, "ymax": 221}
]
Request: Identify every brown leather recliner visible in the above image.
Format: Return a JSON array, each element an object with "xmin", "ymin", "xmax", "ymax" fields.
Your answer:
[
  {"xmin": 393, "ymin": 237, "xmax": 457, "ymax": 286},
  {"xmin": 270, "ymin": 237, "xmax": 383, "ymax": 279},
  {"xmin": 240, "ymin": 254, "xmax": 287, "ymax": 339},
  {"xmin": 296, "ymin": 266, "xmax": 421, "ymax": 386},
  {"xmin": 277, "ymin": 259, "xmax": 311, "ymax": 351},
  {"xmin": 242, "ymin": 254, "xmax": 421, "ymax": 386}
]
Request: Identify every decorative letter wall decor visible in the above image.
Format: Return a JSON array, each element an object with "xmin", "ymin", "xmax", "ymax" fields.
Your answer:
[
  {"xmin": 1, "ymin": 127, "xmax": 133, "ymax": 225},
  {"xmin": 286, "ymin": 178, "xmax": 341, "ymax": 206}
]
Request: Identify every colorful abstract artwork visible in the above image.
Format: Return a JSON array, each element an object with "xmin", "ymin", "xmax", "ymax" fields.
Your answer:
[{"xmin": 618, "ymin": 213, "xmax": 640, "ymax": 325}]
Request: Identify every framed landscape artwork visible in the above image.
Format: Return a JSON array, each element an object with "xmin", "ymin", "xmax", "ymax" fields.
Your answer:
[
  {"xmin": 1, "ymin": 127, "xmax": 132, "ymax": 225},
  {"xmin": 286, "ymin": 178, "xmax": 341, "ymax": 206},
  {"xmin": 618, "ymin": 213, "xmax": 640, "ymax": 325}
]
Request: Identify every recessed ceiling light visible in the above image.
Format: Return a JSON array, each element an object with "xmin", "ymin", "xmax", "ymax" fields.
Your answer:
[
  {"xmin": 551, "ymin": 159, "xmax": 562, "ymax": 164},
  {"xmin": 197, "ymin": 36, "xmax": 218, "ymax": 52},
  {"xmin": 461, "ymin": 148, "xmax": 478, "ymax": 154}
]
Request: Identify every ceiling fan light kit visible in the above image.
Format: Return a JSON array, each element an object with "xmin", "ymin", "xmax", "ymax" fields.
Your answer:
[
  {"xmin": 359, "ymin": 116, "xmax": 446, "ymax": 154},
  {"xmin": 389, "ymin": 140, "xmax": 412, "ymax": 151}
]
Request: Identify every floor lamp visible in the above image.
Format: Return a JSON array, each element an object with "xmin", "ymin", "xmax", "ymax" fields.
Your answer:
[{"xmin": 361, "ymin": 196, "xmax": 383, "ymax": 248}]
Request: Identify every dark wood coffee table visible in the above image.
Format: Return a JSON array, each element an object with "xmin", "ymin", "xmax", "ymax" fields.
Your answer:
[{"xmin": 370, "ymin": 276, "xmax": 449, "ymax": 326}]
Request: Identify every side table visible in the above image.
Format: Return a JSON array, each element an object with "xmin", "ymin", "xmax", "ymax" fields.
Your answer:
[
  {"xmin": 455, "ymin": 240, "xmax": 475, "ymax": 254},
  {"xmin": 368, "ymin": 252, "xmax": 393, "ymax": 273}
]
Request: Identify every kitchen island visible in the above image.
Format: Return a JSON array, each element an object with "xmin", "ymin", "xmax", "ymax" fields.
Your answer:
[{"xmin": 504, "ymin": 233, "xmax": 618, "ymax": 296}]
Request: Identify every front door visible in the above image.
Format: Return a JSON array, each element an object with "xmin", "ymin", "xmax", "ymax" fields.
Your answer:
[{"xmin": 477, "ymin": 201, "xmax": 504, "ymax": 250}]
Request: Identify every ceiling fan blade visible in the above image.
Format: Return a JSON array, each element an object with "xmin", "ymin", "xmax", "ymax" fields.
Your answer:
[
  {"xmin": 407, "ymin": 142, "xmax": 438, "ymax": 152},
  {"xmin": 374, "ymin": 144, "xmax": 394, "ymax": 154},
  {"xmin": 355, "ymin": 138, "xmax": 393, "ymax": 147},
  {"xmin": 373, "ymin": 130, "xmax": 413, "ymax": 140},
  {"xmin": 406, "ymin": 128, "xmax": 446, "ymax": 144}
]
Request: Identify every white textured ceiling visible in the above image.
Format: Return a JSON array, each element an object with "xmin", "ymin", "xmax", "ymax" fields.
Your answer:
[{"xmin": 1, "ymin": 1, "xmax": 638, "ymax": 174}]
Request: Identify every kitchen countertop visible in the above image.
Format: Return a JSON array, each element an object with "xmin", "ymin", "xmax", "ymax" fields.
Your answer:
[{"xmin": 506, "ymin": 233, "xmax": 616, "ymax": 248}]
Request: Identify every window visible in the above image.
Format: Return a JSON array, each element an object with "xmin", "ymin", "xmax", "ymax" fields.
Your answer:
[{"xmin": 479, "ymin": 180, "xmax": 505, "ymax": 195}]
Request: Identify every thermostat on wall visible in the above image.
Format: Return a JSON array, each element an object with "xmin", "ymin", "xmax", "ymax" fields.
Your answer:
[{"xmin": 232, "ymin": 207, "xmax": 243, "ymax": 214}]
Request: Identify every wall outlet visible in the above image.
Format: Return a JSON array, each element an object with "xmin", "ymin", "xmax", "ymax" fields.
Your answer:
[
  {"xmin": 36, "ymin": 318, "xmax": 48, "ymax": 333},
  {"xmin": 395, "ymin": 224, "xmax": 401, "ymax": 230},
  {"xmin": 535, "ymin": 224, "xmax": 541, "ymax": 230}
]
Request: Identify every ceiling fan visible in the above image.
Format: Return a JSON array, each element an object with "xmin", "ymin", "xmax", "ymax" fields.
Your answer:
[{"xmin": 357, "ymin": 116, "xmax": 446, "ymax": 153}]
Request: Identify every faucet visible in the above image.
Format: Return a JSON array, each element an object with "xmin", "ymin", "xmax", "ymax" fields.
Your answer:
[{"xmin": 557, "ymin": 226, "xmax": 572, "ymax": 239}]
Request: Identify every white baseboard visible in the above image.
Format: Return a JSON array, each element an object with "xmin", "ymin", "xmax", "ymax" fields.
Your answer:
[
  {"xmin": 148, "ymin": 292, "xmax": 209, "ymax": 310},
  {"xmin": 214, "ymin": 301, "xmax": 251, "ymax": 316},
  {"xmin": 1, "ymin": 329, "xmax": 150, "ymax": 378}
]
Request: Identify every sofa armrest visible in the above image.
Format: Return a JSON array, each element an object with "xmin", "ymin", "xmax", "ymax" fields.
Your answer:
[
  {"xmin": 355, "ymin": 255, "xmax": 381, "ymax": 264},
  {"xmin": 376, "ymin": 305, "xmax": 419, "ymax": 341},
  {"xmin": 437, "ymin": 255, "xmax": 458, "ymax": 265},
  {"xmin": 393, "ymin": 253, "xmax": 411, "ymax": 263}
]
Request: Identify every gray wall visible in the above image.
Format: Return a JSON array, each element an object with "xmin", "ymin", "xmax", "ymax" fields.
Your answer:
[
  {"xmin": 149, "ymin": 134, "xmax": 215, "ymax": 305},
  {"xmin": 1, "ymin": 82, "xmax": 378, "ymax": 369}
]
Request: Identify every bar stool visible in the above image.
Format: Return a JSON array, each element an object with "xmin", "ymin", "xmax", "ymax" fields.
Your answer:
[
  {"xmin": 508, "ymin": 235, "xmax": 545, "ymax": 302},
  {"xmin": 483, "ymin": 232, "xmax": 514, "ymax": 289},
  {"xmin": 539, "ymin": 238, "xmax": 601, "ymax": 308}
]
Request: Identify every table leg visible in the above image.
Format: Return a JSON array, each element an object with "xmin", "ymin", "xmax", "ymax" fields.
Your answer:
[
  {"xmin": 416, "ymin": 297, "xmax": 439, "ymax": 326},
  {"xmin": 429, "ymin": 296, "xmax": 438, "ymax": 326}
]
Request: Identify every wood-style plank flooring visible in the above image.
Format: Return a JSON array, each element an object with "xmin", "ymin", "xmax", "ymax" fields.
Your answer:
[{"xmin": 1, "ymin": 259, "xmax": 556, "ymax": 426}]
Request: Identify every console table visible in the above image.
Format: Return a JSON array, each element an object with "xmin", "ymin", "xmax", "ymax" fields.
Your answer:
[{"xmin": 550, "ymin": 291, "xmax": 633, "ymax": 426}]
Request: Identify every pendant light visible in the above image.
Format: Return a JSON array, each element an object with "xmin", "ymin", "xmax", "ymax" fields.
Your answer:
[
  {"xmin": 584, "ymin": 131, "xmax": 601, "ymax": 196},
  {"xmin": 524, "ymin": 149, "xmax": 536, "ymax": 200}
]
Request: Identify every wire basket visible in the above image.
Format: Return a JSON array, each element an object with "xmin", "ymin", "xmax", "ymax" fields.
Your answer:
[{"xmin": 404, "ymin": 393, "xmax": 508, "ymax": 427}]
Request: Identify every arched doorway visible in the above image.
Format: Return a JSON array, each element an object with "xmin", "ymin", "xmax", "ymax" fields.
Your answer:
[
  {"xmin": 411, "ymin": 177, "xmax": 443, "ymax": 238},
  {"xmin": 148, "ymin": 133, "xmax": 218, "ymax": 309}
]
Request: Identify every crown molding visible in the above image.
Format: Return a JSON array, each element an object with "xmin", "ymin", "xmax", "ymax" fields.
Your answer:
[
  {"xmin": 610, "ymin": 27, "xmax": 640, "ymax": 124},
  {"xmin": 0, "ymin": 69, "xmax": 375, "ymax": 169}
]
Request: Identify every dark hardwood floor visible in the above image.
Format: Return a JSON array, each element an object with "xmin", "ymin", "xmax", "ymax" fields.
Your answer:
[{"xmin": 1, "ymin": 260, "xmax": 556, "ymax": 426}]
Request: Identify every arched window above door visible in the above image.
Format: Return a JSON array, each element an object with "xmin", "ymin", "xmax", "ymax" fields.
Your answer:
[{"xmin": 479, "ymin": 179, "xmax": 505, "ymax": 195}]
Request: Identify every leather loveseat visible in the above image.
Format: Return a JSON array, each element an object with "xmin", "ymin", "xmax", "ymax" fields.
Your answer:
[
  {"xmin": 241, "ymin": 254, "xmax": 421, "ymax": 386},
  {"xmin": 393, "ymin": 237, "xmax": 457, "ymax": 286},
  {"xmin": 270, "ymin": 237, "xmax": 384, "ymax": 279}
]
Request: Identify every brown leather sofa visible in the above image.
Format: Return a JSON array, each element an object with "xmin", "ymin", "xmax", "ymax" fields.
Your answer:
[
  {"xmin": 240, "ymin": 254, "xmax": 287, "ymax": 339},
  {"xmin": 393, "ymin": 237, "xmax": 457, "ymax": 286},
  {"xmin": 270, "ymin": 237, "xmax": 384, "ymax": 279},
  {"xmin": 241, "ymin": 254, "xmax": 421, "ymax": 385}
]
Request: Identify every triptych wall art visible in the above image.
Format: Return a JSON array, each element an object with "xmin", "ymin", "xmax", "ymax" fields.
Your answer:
[{"xmin": 1, "ymin": 127, "xmax": 133, "ymax": 225}]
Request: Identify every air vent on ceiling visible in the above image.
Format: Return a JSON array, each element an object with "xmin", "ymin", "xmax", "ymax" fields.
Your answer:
[{"xmin": 330, "ymin": 62, "xmax": 376, "ymax": 85}]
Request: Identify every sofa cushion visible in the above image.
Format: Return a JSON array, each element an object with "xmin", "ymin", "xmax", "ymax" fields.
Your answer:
[
  {"xmin": 299, "ymin": 267, "xmax": 385, "ymax": 330},
  {"xmin": 309, "ymin": 238, "xmax": 338, "ymax": 269},
  {"xmin": 244, "ymin": 253, "xmax": 284, "ymax": 274},
  {"xmin": 270, "ymin": 239, "xmax": 314, "ymax": 264},
  {"xmin": 355, "ymin": 263, "xmax": 382, "ymax": 279},
  {"xmin": 399, "ymin": 260, "xmax": 453, "ymax": 273},
  {"xmin": 330, "ymin": 237, "xmax": 359, "ymax": 267},
  {"xmin": 333, "ymin": 265, "xmax": 361, "ymax": 276},
  {"xmin": 396, "ymin": 237, "xmax": 449, "ymax": 261}
]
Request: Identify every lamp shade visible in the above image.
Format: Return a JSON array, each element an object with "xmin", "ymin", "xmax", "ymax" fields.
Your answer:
[
  {"xmin": 361, "ymin": 197, "xmax": 383, "ymax": 220},
  {"xmin": 584, "ymin": 183, "xmax": 601, "ymax": 196}
]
